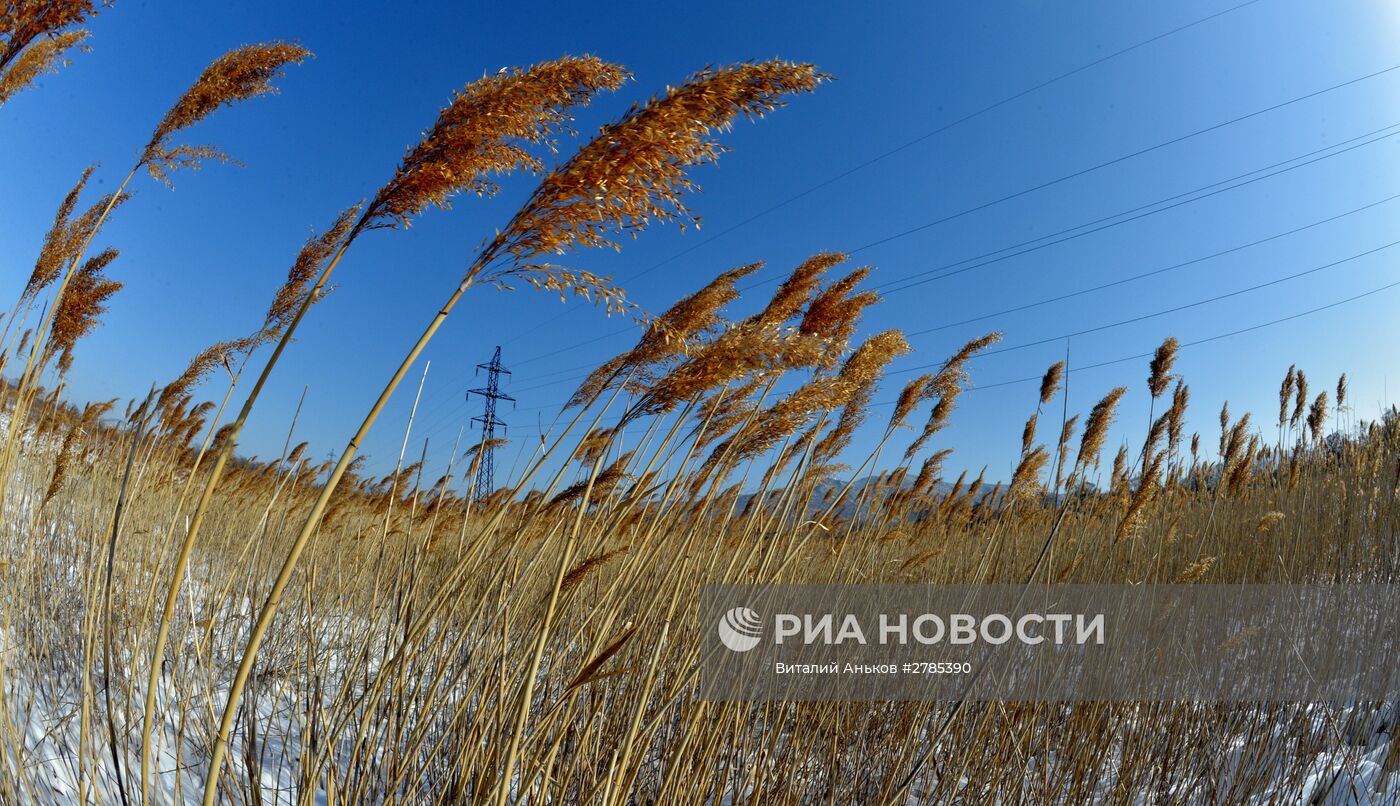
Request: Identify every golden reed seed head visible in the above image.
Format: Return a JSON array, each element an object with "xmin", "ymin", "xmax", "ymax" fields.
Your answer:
[
  {"xmin": 1256, "ymin": 511, "xmax": 1285, "ymax": 535},
  {"xmin": 718, "ymin": 377, "xmax": 838, "ymax": 469},
  {"xmin": 643, "ymin": 262, "xmax": 758, "ymax": 359},
  {"xmin": 1147, "ymin": 336, "xmax": 1179, "ymax": 398},
  {"xmin": 1278, "ymin": 364, "xmax": 1296, "ymax": 428},
  {"xmin": 157, "ymin": 393, "xmax": 190, "ymax": 430},
  {"xmin": 944, "ymin": 469, "xmax": 968, "ymax": 501},
  {"xmin": 160, "ymin": 204, "xmax": 359, "ymax": 413},
  {"xmin": 40, "ymin": 401, "xmax": 96, "ymax": 510},
  {"xmin": 911, "ymin": 449, "xmax": 953, "ymax": 498},
  {"xmin": 1, "ymin": 0, "xmax": 104, "ymax": 83},
  {"xmin": 66, "ymin": 185, "xmax": 130, "ymax": 242},
  {"xmin": 1007, "ymin": 446, "xmax": 1050, "ymax": 504},
  {"xmin": 1038, "ymin": 360, "xmax": 1065, "ymax": 407},
  {"xmin": 39, "ymin": 395, "xmax": 107, "ymax": 484},
  {"xmin": 568, "ymin": 262, "xmax": 757, "ymax": 408},
  {"xmin": 1291, "ymin": 370, "xmax": 1309, "ymax": 428},
  {"xmin": 0, "ymin": 3, "xmax": 56, "ymax": 37},
  {"xmin": 1077, "ymin": 386, "xmax": 1127, "ymax": 472},
  {"xmin": 1058, "ymin": 414, "xmax": 1080, "ymax": 453},
  {"xmin": 1021, "ymin": 413, "xmax": 1038, "ymax": 454},
  {"xmin": 753, "ymin": 251, "xmax": 845, "ymax": 331},
  {"xmin": 608, "ymin": 252, "xmax": 855, "ymax": 430},
  {"xmin": 965, "ymin": 467, "xmax": 986, "ymax": 499},
  {"xmin": 1222, "ymin": 413, "xmax": 1252, "ymax": 476},
  {"xmin": 896, "ymin": 332, "xmax": 1002, "ymax": 456},
  {"xmin": 812, "ymin": 330, "xmax": 910, "ymax": 463},
  {"xmin": 701, "ymin": 325, "xmax": 899, "ymax": 482},
  {"xmin": 710, "ymin": 370, "xmax": 846, "ymax": 480},
  {"xmin": 800, "ymin": 264, "xmax": 879, "ymax": 368},
  {"xmin": 27, "ymin": 183, "xmax": 131, "ymax": 302},
  {"xmin": 630, "ymin": 309, "xmax": 831, "ymax": 426},
  {"xmin": 25, "ymin": 165, "xmax": 92, "ymax": 298},
  {"xmin": 50, "ymin": 246, "xmax": 121, "ymax": 373},
  {"xmin": 1054, "ymin": 414, "xmax": 1081, "ymax": 489},
  {"xmin": 1218, "ymin": 400, "xmax": 1231, "ymax": 454},
  {"xmin": 1175, "ymin": 556, "xmax": 1217, "ymax": 584},
  {"xmin": 975, "ymin": 483, "xmax": 1000, "ymax": 519},
  {"xmin": 1116, "ymin": 451, "xmax": 1163, "ymax": 543},
  {"xmin": 1336, "ymin": 373, "xmax": 1348, "ymax": 412},
  {"xmin": 462, "ymin": 437, "xmax": 508, "ymax": 461},
  {"xmin": 1165, "ymin": 380, "xmax": 1189, "ymax": 452},
  {"xmin": 889, "ymin": 373, "xmax": 936, "ymax": 432},
  {"xmin": 692, "ymin": 378, "xmax": 762, "ymax": 450},
  {"xmin": 548, "ymin": 449, "xmax": 635, "ymax": 509},
  {"xmin": 1, "ymin": 1, "xmax": 105, "ymax": 41},
  {"xmin": 568, "ymin": 353, "xmax": 631, "ymax": 411},
  {"xmin": 835, "ymin": 329, "xmax": 910, "ymax": 396},
  {"xmin": 632, "ymin": 329, "xmax": 774, "ymax": 420},
  {"xmin": 484, "ymin": 62, "xmax": 824, "ymax": 347},
  {"xmin": 207, "ymin": 422, "xmax": 238, "ymax": 453},
  {"xmin": 1145, "ymin": 410, "xmax": 1169, "ymax": 454},
  {"xmin": 261, "ymin": 203, "xmax": 361, "ymax": 339},
  {"xmin": 559, "ymin": 546, "xmax": 630, "ymax": 596},
  {"xmin": 494, "ymin": 60, "xmax": 826, "ymax": 265},
  {"xmin": 1226, "ymin": 436, "xmax": 1259, "ymax": 496},
  {"xmin": 929, "ymin": 331, "xmax": 1003, "ymax": 399},
  {"xmin": 142, "ymin": 42, "xmax": 312, "ymax": 183},
  {"xmin": 903, "ymin": 393, "xmax": 955, "ymax": 460},
  {"xmin": 159, "ymin": 339, "xmax": 250, "ymax": 413},
  {"xmin": 1307, "ymin": 391, "xmax": 1329, "ymax": 442},
  {"xmin": 369, "ymin": 56, "xmax": 628, "ymax": 230},
  {"xmin": 576, "ymin": 426, "xmax": 617, "ymax": 465},
  {"xmin": 0, "ymin": 27, "xmax": 88, "ymax": 105},
  {"xmin": 1108, "ymin": 445, "xmax": 1130, "ymax": 496}
]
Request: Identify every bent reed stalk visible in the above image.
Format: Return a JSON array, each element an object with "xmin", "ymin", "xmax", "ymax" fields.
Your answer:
[
  {"xmin": 140, "ymin": 55, "xmax": 629, "ymax": 801},
  {"xmin": 201, "ymin": 60, "xmax": 828, "ymax": 802}
]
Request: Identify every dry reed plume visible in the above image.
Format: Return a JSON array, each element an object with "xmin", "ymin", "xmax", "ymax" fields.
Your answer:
[
  {"xmin": 0, "ymin": 0, "xmax": 106, "ymax": 104},
  {"xmin": 141, "ymin": 42, "xmax": 311, "ymax": 183}
]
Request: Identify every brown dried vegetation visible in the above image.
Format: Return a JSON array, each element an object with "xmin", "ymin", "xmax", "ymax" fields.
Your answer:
[{"xmin": 2, "ymin": 29, "xmax": 1394, "ymax": 806}]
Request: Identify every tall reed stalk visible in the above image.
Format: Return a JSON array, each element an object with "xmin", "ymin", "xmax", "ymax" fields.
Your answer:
[
  {"xmin": 138, "ymin": 56, "xmax": 629, "ymax": 800},
  {"xmin": 199, "ymin": 58, "xmax": 825, "ymax": 803}
]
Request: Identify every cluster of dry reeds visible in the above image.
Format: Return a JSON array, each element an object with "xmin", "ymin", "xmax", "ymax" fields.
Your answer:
[{"xmin": 3, "ymin": 11, "xmax": 1398, "ymax": 806}]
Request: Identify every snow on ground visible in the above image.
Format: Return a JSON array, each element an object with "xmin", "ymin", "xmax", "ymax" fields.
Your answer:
[
  {"xmin": 11, "ymin": 646, "xmax": 1395, "ymax": 805},
  {"xmin": 4, "ymin": 627, "xmax": 323, "ymax": 805}
]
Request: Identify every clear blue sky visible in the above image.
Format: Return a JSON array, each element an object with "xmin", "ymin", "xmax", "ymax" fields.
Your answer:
[{"xmin": 4, "ymin": 0, "xmax": 1400, "ymax": 487}]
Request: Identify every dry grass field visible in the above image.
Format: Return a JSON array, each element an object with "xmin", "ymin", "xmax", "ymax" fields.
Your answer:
[{"xmin": 3, "ymin": 2, "xmax": 1399, "ymax": 803}]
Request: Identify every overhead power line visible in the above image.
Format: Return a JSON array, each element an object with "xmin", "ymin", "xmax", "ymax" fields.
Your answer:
[
  {"xmin": 415, "ymin": 275, "xmax": 1400, "ymax": 472},
  {"xmin": 500, "ymin": 0, "xmax": 1267, "ymax": 346},
  {"xmin": 621, "ymin": 0, "xmax": 1270, "ymax": 285},
  {"xmin": 508, "ymin": 101, "xmax": 1400, "ymax": 374},
  {"xmin": 490, "ymin": 268, "xmax": 1400, "ymax": 422},
  {"xmin": 833, "ymin": 62, "xmax": 1400, "ymax": 261},
  {"xmin": 418, "ymin": 229, "xmax": 1397, "ymax": 443},
  {"xmin": 885, "ymin": 238, "xmax": 1400, "ymax": 374},
  {"xmin": 493, "ymin": 183, "xmax": 1400, "ymax": 402},
  {"xmin": 869, "ymin": 122, "xmax": 1400, "ymax": 295},
  {"xmin": 912, "ymin": 191, "xmax": 1400, "ymax": 334},
  {"xmin": 919, "ymin": 276, "xmax": 1400, "ymax": 399}
]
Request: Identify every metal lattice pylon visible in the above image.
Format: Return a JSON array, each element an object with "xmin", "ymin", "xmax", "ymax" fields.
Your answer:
[{"xmin": 467, "ymin": 346, "xmax": 513, "ymax": 503}]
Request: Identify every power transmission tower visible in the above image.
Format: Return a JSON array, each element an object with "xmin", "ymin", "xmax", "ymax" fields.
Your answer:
[{"xmin": 467, "ymin": 346, "xmax": 513, "ymax": 503}]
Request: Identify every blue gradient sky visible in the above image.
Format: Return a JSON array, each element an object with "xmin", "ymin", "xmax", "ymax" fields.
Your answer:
[{"xmin": 4, "ymin": 0, "xmax": 1400, "ymax": 486}]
